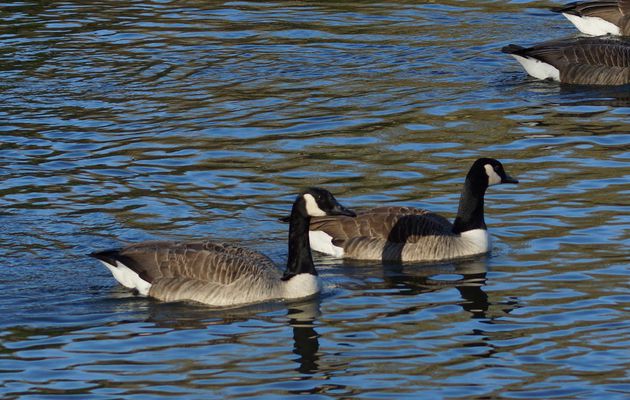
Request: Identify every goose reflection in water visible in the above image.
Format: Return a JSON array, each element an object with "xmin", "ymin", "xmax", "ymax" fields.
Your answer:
[
  {"xmin": 286, "ymin": 300, "xmax": 321, "ymax": 375},
  {"xmin": 504, "ymin": 70, "xmax": 630, "ymax": 107},
  {"xmin": 559, "ymin": 83, "xmax": 630, "ymax": 108},
  {"xmin": 103, "ymin": 292, "xmax": 324, "ymax": 375},
  {"xmin": 341, "ymin": 258, "xmax": 491, "ymax": 319},
  {"xmin": 390, "ymin": 260, "xmax": 489, "ymax": 319}
]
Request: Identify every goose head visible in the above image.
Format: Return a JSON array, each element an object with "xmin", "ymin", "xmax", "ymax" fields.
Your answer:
[
  {"xmin": 469, "ymin": 158, "xmax": 519, "ymax": 188},
  {"xmin": 283, "ymin": 188, "xmax": 355, "ymax": 281},
  {"xmin": 298, "ymin": 187, "xmax": 356, "ymax": 218}
]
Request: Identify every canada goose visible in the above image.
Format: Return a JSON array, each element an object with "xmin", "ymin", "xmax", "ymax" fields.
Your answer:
[
  {"xmin": 502, "ymin": 36, "xmax": 630, "ymax": 85},
  {"xmin": 552, "ymin": 0, "xmax": 630, "ymax": 36},
  {"xmin": 90, "ymin": 188, "xmax": 355, "ymax": 307},
  {"xmin": 308, "ymin": 158, "xmax": 518, "ymax": 263}
]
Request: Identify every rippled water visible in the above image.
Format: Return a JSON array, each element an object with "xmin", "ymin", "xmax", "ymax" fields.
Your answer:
[{"xmin": 1, "ymin": 1, "xmax": 629, "ymax": 398}]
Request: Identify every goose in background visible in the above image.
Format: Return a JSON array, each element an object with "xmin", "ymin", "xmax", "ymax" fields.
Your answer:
[
  {"xmin": 90, "ymin": 188, "xmax": 355, "ymax": 307},
  {"xmin": 308, "ymin": 158, "xmax": 518, "ymax": 263},
  {"xmin": 502, "ymin": 36, "xmax": 630, "ymax": 85},
  {"xmin": 552, "ymin": 0, "xmax": 630, "ymax": 36}
]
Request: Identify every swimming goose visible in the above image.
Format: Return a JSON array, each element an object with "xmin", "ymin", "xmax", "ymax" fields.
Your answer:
[
  {"xmin": 308, "ymin": 158, "xmax": 518, "ymax": 263},
  {"xmin": 502, "ymin": 36, "xmax": 630, "ymax": 85},
  {"xmin": 552, "ymin": 1, "xmax": 630, "ymax": 36},
  {"xmin": 90, "ymin": 188, "xmax": 355, "ymax": 307}
]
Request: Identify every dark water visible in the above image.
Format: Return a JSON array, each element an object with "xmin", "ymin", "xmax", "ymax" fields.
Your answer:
[{"xmin": 1, "ymin": 1, "xmax": 629, "ymax": 398}]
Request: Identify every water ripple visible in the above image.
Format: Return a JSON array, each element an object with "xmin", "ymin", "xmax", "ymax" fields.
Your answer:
[{"xmin": 0, "ymin": 1, "xmax": 629, "ymax": 399}]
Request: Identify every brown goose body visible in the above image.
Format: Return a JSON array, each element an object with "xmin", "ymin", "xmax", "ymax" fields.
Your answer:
[
  {"xmin": 502, "ymin": 36, "xmax": 630, "ymax": 85},
  {"xmin": 310, "ymin": 206, "xmax": 488, "ymax": 262},
  {"xmin": 94, "ymin": 240, "xmax": 284, "ymax": 305},
  {"xmin": 91, "ymin": 188, "xmax": 356, "ymax": 307},
  {"xmin": 553, "ymin": 1, "xmax": 630, "ymax": 36},
  {"xmin": 308, "ymin": 158, "xmax": 519, "ymax": 263}
]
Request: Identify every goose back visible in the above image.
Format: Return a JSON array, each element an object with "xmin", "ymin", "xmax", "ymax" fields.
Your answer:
[
  {"xmin": 95, "ymin": 240, "xmax": 284, "ymax": 306},
  {"xmin": 503, "ymin": 37, "xmax": 630, "ymax": 85}
]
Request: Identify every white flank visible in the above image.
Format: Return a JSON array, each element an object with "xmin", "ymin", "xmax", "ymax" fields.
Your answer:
[
  {"xmin": 511, "ymin": 54, "xmax": 560, "ymax": 82},
  {"xmin": 563, "ymin": 13, "xmax": 620, "ymax": 36},
  {"xmin": 484, "ymin": 164, "xmax": 502, "ymax": 186},
  {"xmin": 283, "ymin": 273, "xmax": 321, "ymax": 299},
  {"xmin": 309, "ymin": 230, "xmax": 345, "ymax": 257},
  {"xmin": 460, "ymin": 229, "xmax": 491, "ymax": 254},
  {"xmin": 303, "ymin": 193, "xmax": 327, "ymax": 216},
  {"xmin": 100, "ymin": 260, "xmax": 151, "ymax": 296}
]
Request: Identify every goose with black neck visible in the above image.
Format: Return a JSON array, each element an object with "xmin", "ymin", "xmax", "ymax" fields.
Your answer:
[
  {"xmin": 90, "ymin": 187, "xmax": 356, "ymax": 307},
  {"xmin": 308, "ymin": 158, "xmax": 518, "ymax": 262}
]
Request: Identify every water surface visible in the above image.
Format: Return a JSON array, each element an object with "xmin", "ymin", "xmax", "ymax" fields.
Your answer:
[{"xmin": 1, "ymin": 1, "xmax": 629, "ymax": 398}]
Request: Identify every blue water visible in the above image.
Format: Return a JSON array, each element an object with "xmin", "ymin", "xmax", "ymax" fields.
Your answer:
[{"xmin": 1, "ymin": 1, "xmax": 629, "ymax": 398}]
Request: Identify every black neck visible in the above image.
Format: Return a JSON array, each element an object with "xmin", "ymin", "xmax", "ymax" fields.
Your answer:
[
  {"xmin": 283, "ymin": 197, "xmax": 316, "ymax": 281},
  {"xmin": 452, "ymin": 174, "xmax": 488, "ymax": 234}
]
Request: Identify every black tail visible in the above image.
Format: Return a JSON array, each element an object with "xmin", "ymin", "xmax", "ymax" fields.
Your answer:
[
  {"xmin": 90, "ymin": 248, "xmax": 153, "ymax": 283},
  {"xmin": 501, "ymin": 44, "xmax": 526, "ymax": 55},
  {"xmin": 89, "ymin": 248, "xmax": 123, "ymax": 266},
  {"xmin": 550, "ymin": 2, "xmax": 581, "ymax": 15}
]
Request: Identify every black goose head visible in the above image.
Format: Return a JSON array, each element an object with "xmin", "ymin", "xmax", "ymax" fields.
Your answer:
[
  {"xmin": 297, "ymin": 187, "xmax": 356, "ymax": 218},
  {"xmin": 468, "ymin": 158, "xmax": 519, "ymax": 188},
  {"xmin": 283, "ymin": 188, "xmax": 355, "ymax": 281},
  {"xmin": 453, "ymin": 158, "xmax": 518, "ymax": 234}
]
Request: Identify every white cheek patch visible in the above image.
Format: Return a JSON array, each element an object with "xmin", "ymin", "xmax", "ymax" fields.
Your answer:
[
  {"xmin": 303, "ymin": 193, "xmax": 326, "ymax": 216},
  {"xmin": 484, "ymin": 164, "xmax": 502, "ymax": 186}
]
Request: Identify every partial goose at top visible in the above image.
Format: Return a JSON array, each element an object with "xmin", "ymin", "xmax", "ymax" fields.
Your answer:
[
  {"xmin": 90, "ymin": 188, "xmax": 355, "ymax": 307},
  {"xmin": 502, "ymin": 36, "xmax": 630, "ymax": 85},
  {"xmin": 308, "ymin": 158, "xmax": 518, "ymax": 263},
  {"xmin": 553, "ymin": 0, "xmax": 630, "ymax": 36}
]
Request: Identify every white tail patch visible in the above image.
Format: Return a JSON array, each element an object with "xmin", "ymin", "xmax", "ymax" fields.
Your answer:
[
  {"xmin": 563, "ymin": 13, "xmax": 621, "ymax": 36},
  {"xmin": 283, "ymin": 273, "xmax": 321, "ymax": 299},
  {"xmin": 100, "ymin": 260, "xmax": 151, "ymax": 296},
  {"xmin": 510, "ymin": 54, "xmax": 560, "ymax": 82},
  {"xmin": 303, "ymin": 193, "xmax": 326, "ymax": 217},
  {"xmin": 309, "ymin": 230, "xmax": 345, "ymax": 257}
]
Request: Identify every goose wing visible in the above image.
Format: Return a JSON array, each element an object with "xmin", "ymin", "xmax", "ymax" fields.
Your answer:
[
  {"xmin": 310, "ymin": 206, "xmax": 453, "ymax": 246},
  {"xmin": 92, "ymin": 240, "xmax": 281, "ymax": 304},
  {"xmin": 553, "ymin": 1, "xmax": 623, "ymax": 21},
  {"xmin": 519, "ymin": 37, "xmax": 629, "ymax": 66},
  {"xmin": 504, "ymin": 37, "xmax": 630, "ymax": 85}
]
